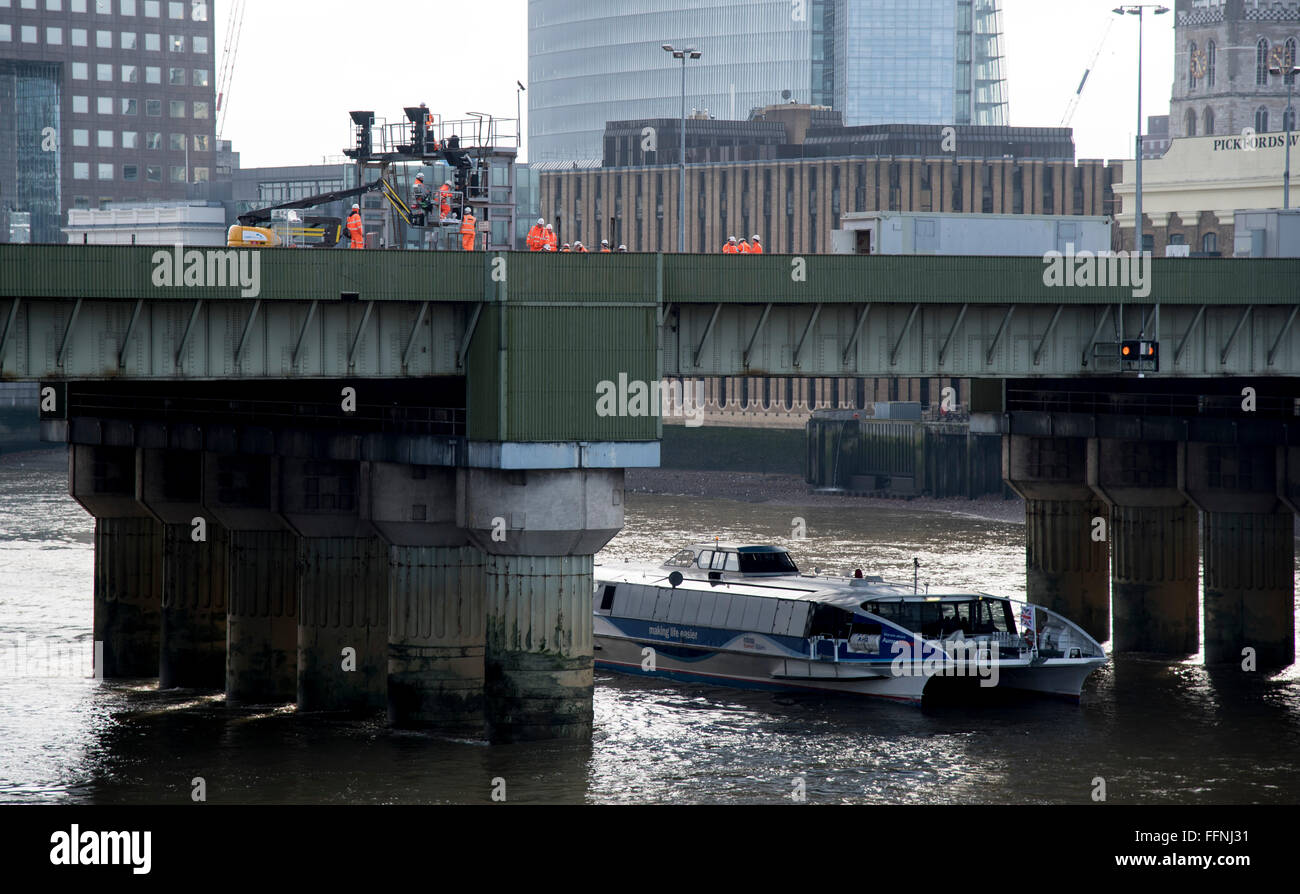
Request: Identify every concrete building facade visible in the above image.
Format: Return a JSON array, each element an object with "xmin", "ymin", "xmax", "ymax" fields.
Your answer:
[{"xmin": 0, "ymin": 0, "xmax": 217, "ymax": 243}]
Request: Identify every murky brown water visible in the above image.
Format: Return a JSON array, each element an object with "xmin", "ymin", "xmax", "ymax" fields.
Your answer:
[{"xmin": 2, "ymin": 449, "xmax": 1298, "ymax": 804}]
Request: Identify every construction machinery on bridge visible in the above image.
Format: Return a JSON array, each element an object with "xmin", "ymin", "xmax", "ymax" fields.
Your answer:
[{"xmin": 228, "ymin": 105, "xmax": 520, "ymax": 251}]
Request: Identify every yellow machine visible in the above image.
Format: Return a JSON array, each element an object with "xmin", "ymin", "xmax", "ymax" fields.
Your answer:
[{"xmin": 226, "ymin": 224, "xmax": 283, "ymax": 248}]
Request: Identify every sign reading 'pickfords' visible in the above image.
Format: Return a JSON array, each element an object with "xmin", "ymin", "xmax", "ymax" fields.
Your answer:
[{"xmin": 1212, "ymin": 133, "xmax": 1300, "ymax": 152}]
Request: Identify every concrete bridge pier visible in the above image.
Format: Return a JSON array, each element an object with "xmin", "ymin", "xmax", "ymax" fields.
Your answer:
[
  {"xmin": 1182, "ymin": 444, "xmax": 1295, "ymax": 667},
  {"xmin": 1090, "ymin": 439, "xmax": 1198, "ymax": 656},
  {"xmin": 1004, "ymin": 435, "xmax": 1110, "ymax": 643},
  {"xmin": 203, "ymin": 451, "xmax": 298, "ymax": 705},
  {"xmin": 70, "ymin": 445, "xmax": 162, "ymax": 678},
  {"xmin": 279, "ymin": 456, "xmax": 387, "ymax": 714},
  {"xmin": 463, "ymin": 468, "xmax": 624, "ymax": 743},
  {"xmin": 137, "ymin": 447, "xmax": 228, "ymax": 690},
  {"xmin": 370, "ymin": 463, "xmax": 485, "ymax": 735}
]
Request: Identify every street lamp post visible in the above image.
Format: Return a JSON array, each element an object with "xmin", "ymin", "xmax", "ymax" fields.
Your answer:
[
  {"xmin": 1268, "ymin": 62, "xmax": 1300, "ymax": 209},
  {"xmin": 1113, "ymin": 5, "xmax": 1169, "ymax": 257},
  {"xmin": 663, "ymin": 43, "xmax": 702, "ymax": 253}
]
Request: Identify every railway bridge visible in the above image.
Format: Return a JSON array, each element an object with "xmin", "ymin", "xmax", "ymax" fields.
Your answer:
[{"xmin": 1, "ymin": 245, "xmax": 1296, "ymax": 739}]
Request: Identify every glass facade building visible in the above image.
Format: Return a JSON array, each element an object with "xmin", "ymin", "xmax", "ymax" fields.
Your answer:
[
  {"xmin": 835, "ymin": 0, "xmax": 1007, "ymax": 127},
  {"xmin": 529, "ymin": 0, "xmax": 1009, "ymax": 162},
  {"xmin": 0, "ymin": 0, "xmax": 216, "ymax": 243},
  {"xmin": 529, "ymin": 0, "xmax": 816, "ymax": 162}
]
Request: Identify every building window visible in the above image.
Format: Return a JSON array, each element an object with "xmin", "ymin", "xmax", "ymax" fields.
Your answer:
[
  {"xmin": 169, "ymin": 165, "xmax": 186, "ymax": 182},
  {"xmin": 121, "ymin": 163, "xmax": 138, "ymax": 181},
  {"xmin": 1257, "ymin": 39, "xmax": 1270, "ymax": 86},
  {"xmin": 95, "ymin": 0, "xmax": 111, "ymax": 12},
  {"xmin": 21, "ymin": 26, "xmax": 37, "ymax": 43},
  {"xmin": 0, "ymin": 25, "xmax": 9, "ymax": 44},
  {"xmin": 72, "ymin": 95, "xmax": 88, "ymax": 114},
  {"xmin": 168, "ymin": 132, "xmax": 185, "ymax": 150},
  {"xmin": 191, "ymin": 0, "xmax": 208, "ymax": 21},
  {"xmin": 1207, "ymin": 41, "xmax": 1216, "ymax": 87},
  {"xmin": 122, "ymin": 131, "xmax": 137, "ymax": 148},
  {"xmin": 192, "ymin": 35, "xmax": 207, "ymax": 53},
  {"xmin": 169, "ymin": 100, "xmax": 185, "ymax": 118},
  {"xmin": 1202, "ymin": 232, "xmax": 1217, "ymax": 254},
  {"xmin": 169, "ymin": 67, "xmax": 185, "ymax": 85},
  {"xmin": 192, "ymin": 68, "xmax": 209, "ymax": 86},
  {"xmin": 72, "ymin": 62, "xmax": 88, "ymax": 80},
  {"xmin": 146, "ymin": 99, "xmax": 161, "ymax": 116},
  {"xmin": 96, "ymin": 30, "xmax": 111, "ymax": 48},
  {"xmin": 192, "ymin": 166, "xmax": 208, "ymax": 182},
  {"xmin": 192, "ymin": 101, "xmax": 208, "ymax": 119},
  {"xmin": 122, "ymin": 64, "xmax": 137, "ymax": 83},
  {"xmin": 97, "ymin": 96, "xmax": 112, "ymax": 114},
  {"xmin": 71, "ymin": 28, "xmax": 86, "ymax": 46},
  {"xmin": 193, "ymin": 133, "xmax": 208, "ymax": 151},
  {"xmin": 73, "ymin": 196, "xmax": 90, "ymax": 210},
  {"xmin": 144, "ymin": 0, "xmax": 159, "ymax": 15},
  {"xmin": 1287, "ymin": 39, "xmax": 1299, "ymax": 86},
  {"xmin": 146, "ymin": 66, "xmax": 160, "ymax": 83},
  {"xmin": 121, "ymin": 32, "xmax": 136, "ymax": 49},
  {"xmin": 1256, "ymin": 106, "xmax": 1269, "ymax": 133},
  {"xmin": 1204, "ymin": 107, "xmax": 1214, "ymax": 135},
  {"xmin": 74, "ymin": 163, "xmax": 90, "ymax": 180},
  {"xmin": 1185, "ymin": 108, "xmax": 1197, "ymax": 137},
  {"xmin": 72, "ymin": 129, "xmax": 89, "ymax": 147},
  {"xmin": 121, "ymin": 0, "xmax": 136, "ymax": 13},
  {"xmin": 146, "ymin": 165, "xmax": 161, "ymax": 182},
  {"xmin": 98, "ymin": 163, "xmax": 114, "ymax": 181},
  {"xmin": 145, "ymin": 132, "xmax": 161, "ymax": 149},
  {"xmin": 97, "ymin": 129, "xmax": 113, "ymax": 148},
  {"xmin": 145, "ymin": 33, "xmax": 160, "ymax": 51},
  {"xmin": 46, "ymin": 27, "xmax": 62, "ymax": 44},
  {"xmin": 1188, "ymin": 41, "xmax": 1197, "ymax": 90},
  {"xmin": 168, "ymin": 0, "xmax": 182, "ymax": 16},
  {"xmin": 169, "ymin": 34, "xmax": 184, "ymax": 52}
]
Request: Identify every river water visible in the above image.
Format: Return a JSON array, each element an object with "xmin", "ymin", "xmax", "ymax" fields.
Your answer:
[{"xmin": 1, "ymin": 449, "xmax": 1298, "ymax": 805}]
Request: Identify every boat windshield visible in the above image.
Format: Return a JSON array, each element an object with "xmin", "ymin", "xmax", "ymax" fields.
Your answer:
[
  {"xmin": 738, "ymin": 550, "xmax": 799, "ymax": 574},
  {"xmin": 863, "ymin": 598, "xmax": 1016, "ymax": 638}
]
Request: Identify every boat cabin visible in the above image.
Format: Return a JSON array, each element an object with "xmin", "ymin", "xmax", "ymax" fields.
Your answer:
[{"xmin": 663, "ymin": 543, "xmax": 800, "ymax": 578}]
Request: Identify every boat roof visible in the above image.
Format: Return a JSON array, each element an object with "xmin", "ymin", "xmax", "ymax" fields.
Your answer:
[{"xmin": 595, "ymin": 562, "xmax": 1001, "ymax": 613}]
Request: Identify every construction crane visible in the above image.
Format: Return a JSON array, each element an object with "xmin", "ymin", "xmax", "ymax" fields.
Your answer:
[
  {"xmin": 215, "ymin": 0, "xmax": 247, "ymax": 140},
  {"xmin": 1061, "ymin": 17, "xmax": 1116, "ymax": 128}
]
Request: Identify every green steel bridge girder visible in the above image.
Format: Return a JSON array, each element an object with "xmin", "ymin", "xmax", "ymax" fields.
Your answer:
[{"xmin": 1, "ymin": 246, "xmax": 1298, "ymax": 390}]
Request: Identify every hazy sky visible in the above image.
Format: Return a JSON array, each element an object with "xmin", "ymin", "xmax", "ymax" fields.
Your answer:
[{"xmin": 216, "ymin": 0, "xmax": 1174, "ymax": 169}]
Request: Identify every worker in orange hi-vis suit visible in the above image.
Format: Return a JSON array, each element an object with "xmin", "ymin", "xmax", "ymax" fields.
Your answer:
[
  {"xmin": 599, "ymin": 239, "xmax": 611, "ymax": 253},
  {"xmin": 722, "ymin": 236, "xmax": 738, "ymax": 253},
  {"xmin": 346, "ymin": 203, "xmax": 365, "ymax": 249},
  {"xmin": 438, "ymin": 182, "xmax": 453, "ymax": 221},
  {"xmin": 460, "ymin": 209, "xmax": 477, "ymax": 251},
  {"xmin": 749, "ymin": 234, "xmax": 764, "ymax": 254},
  {"xmin": 737, "ymin": 237, "xmax": 751, "ymax": 253},
  {"xmin": 526, "ymin": 217, "xmax": 546, "ymax": 251},
  {"xmin": 545, "ymin": 224, "xmax": 558, "ymax": 251}
]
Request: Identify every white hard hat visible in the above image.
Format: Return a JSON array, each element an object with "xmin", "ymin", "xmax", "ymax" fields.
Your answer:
[
  {"xmin": 728, "ymin": 236, "xmax": 736, "ymax": 242},
  {"xmin": 601, "ymin": 239, "xmax": 609, "ymax": 245},
  {"xmin": 538, "ymin": 218, "xmax": 545, "ymax": 225},
  {"xmin": 415, "ymin": 173, "xmax": 424, "ymax": 180},
  {"xmin": 352, "ymin": 203, "xmax": 360, "ymax": 210},
  {"xmin": 546, "ymin": 224, "xmax": 553, "ymax": 230},
  {"xmin": 618, "ymin": 244, "xmax": 627, "ymax": 250},
  {"xmin": 753, "ymin": 234, "xmax": 761, "ymax": 241}
]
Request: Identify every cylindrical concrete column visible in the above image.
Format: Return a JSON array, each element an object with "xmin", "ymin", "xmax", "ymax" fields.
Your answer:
[
  {"xmin": 484, "ymin": 554, "xmax": 594, "ymax": 743},
  {"xmin": 1202, "ymin": 510, "xmax": 1295, "ymax": 667},
  {"xmin": 93, "ymin": 516, "xmax": 163, "ymax": 678},
  {"xmin": 159, "ymin": 521, "xmax": 229, "ymax": 689},
  {"xmin": 1110, "ymin": 504, "xmax": 1199, "ymax": 655},
  {"xmin": 1025, "ymin": 498, "xmax": 1110, "ymax": 643},
  {"xmin": 226, "ymin": 530, "xmax": 298, "ymax": 705},
  {"xmin": 388, "ymin": 545, "xmax": 486, "ymax": 734},
  {"xmin": 297, "ymin": 536, "xmax": 389, "ymax": 713}
]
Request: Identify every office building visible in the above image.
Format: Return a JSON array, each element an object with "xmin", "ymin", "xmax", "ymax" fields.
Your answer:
[
  {"xmin": 528, "ymin": 0, "xmax": 1010, "ymax": 162},
  {"xmin": 0, "ymin": 0, "xmax": 216, "ymax": 243}
]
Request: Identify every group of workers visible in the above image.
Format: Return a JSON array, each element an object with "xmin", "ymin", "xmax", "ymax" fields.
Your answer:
[
  {"xmin": 345, "ymin": 194, "xmax": 475, "ymax": 250},
  {"xmin": 526, "ymin": 218, "xmax": 632, "ymax": 253},
  {"xmin": 412, "ymin": 173, "xmax": 455, "ymax": 224},
  {"xmin": 722, "ymin": 235, "xmax": 764, "ymax": 253}
]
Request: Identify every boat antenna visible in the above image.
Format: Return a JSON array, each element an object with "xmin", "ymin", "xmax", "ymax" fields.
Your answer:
[{"xmin": 913, "ymin": 557, "xmax": 919, "ymax": 595}]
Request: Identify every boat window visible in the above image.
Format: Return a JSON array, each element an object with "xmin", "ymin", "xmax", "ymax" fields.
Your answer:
[
  {"xmin": 809, "ymin": 604, "xmax": 853, "ymax": 638},
  {"xmin": 737, "ymin": 550, "xmax": 799, "ymax": 574},
  {"xmin": 599, "ymin": 585, "xmax": 616, "ymax": 612},
  {"xmin": 940, "ymin": 602, "xmax": 972, "ymax": 635},
  {"xmin": 723, "ymin": 553, "xmax": 740, "ymax": 571},
  {"xmin": 710, "ymin": 552, "xmax": 730, "ymax": 570},
  {"xmin": 971, "ymin": 598, "xmax": 1013, "ymax": 634},
  {"xmin": 697, "ymin": 550, "xmax": 714, "ymax": 568},
  {"xmin": 665, "ymin": 549, "xmax": 696, "ymax": 568}
]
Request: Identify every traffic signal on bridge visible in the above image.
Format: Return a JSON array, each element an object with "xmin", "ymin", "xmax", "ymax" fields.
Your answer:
[{"xmin": 1120, "ymin": 339, "xmax": 1159, "ymax": 372}]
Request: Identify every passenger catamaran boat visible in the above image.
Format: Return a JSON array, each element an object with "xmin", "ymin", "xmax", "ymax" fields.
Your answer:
[{"xmin": 593, "ymin": 544, "xmax": 1107, "ymax": 705}]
